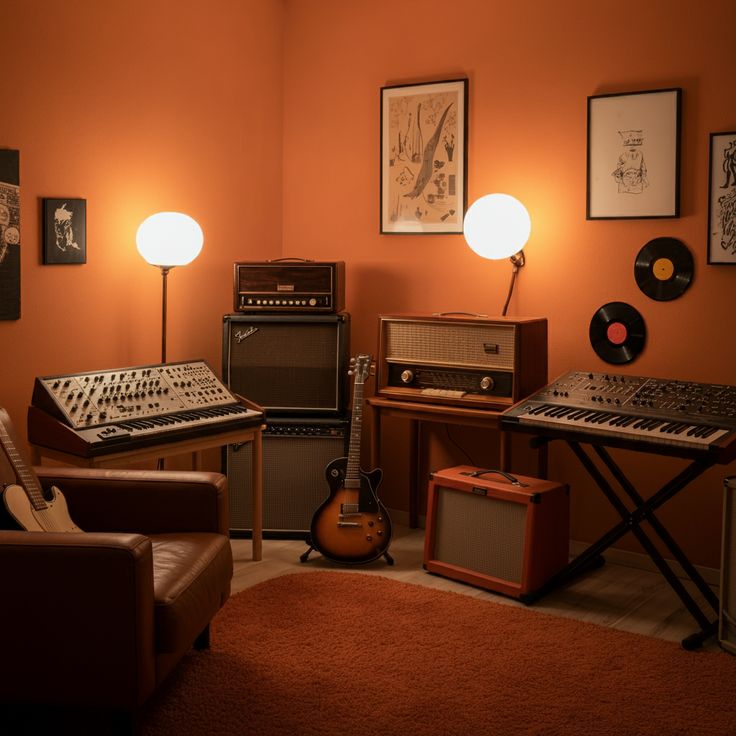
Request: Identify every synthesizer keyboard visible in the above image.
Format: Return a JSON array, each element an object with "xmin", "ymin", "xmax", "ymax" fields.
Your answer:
[
  {"xmin": 501, "ymin": 370, "xmax": 736, "ymax": 461},
  {"xmin": 28, "ymin": 360, "xmax": 263, "ymax": 457}
]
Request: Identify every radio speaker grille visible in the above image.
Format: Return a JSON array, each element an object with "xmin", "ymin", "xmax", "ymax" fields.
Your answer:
[
  {"xmin": 225, "ymin": 419, "xmax": 349, "ymax": 536},
  {"xmin": 223, "ymin": 314, "xmax": 349, "ymax": 414}
]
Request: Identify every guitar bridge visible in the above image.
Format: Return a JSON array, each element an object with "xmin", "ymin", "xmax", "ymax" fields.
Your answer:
[{"xmin": 337, "ymin": 520, "xmax": 361, "ymax": 528}]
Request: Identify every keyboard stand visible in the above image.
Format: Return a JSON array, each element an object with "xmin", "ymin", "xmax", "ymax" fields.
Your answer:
[{"xmin": 525, "ymin": 438, "xmax": 719, "ymax": 649}]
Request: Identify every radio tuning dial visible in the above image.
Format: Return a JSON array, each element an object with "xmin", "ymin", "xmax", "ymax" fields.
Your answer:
[
  {"xmin": 400, "ymin": 369, "xmax": 414, "ymax": 384},
  {"xmin": 480, "ymin": 376, "xmax": 494, "ymax": 391}
]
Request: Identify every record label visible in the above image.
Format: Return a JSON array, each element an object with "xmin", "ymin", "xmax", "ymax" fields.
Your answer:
[
  {"xmin": 634, "ymin": 237, "xmax": 693, "ymax": 301},
  {"xmin": 589, "ymin": 301, "xmax": 646, "ymax": 365}
]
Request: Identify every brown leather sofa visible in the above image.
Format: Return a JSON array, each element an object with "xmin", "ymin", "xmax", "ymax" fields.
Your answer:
[{"xmin": 0, "ymin": 466, "xmax": 233, "ymax": 727}]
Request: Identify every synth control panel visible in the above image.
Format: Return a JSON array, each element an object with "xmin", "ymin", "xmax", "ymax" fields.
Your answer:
[
  {"xmin": 32, "ymin": 360, "xmax": 238, "ymax": 430},
  {"xmin": 533, "ymin": 370, "xmax": 736, "ymax": 427}
]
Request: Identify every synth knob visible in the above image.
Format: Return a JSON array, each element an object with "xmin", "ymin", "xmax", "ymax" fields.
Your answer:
[
  {"xmin": 480, "ymin": 376, "xmax": 494, "ymax": 391},
  {"xmin": 400, "ymin": 369, "xmax": 414, "ymax": 384}
]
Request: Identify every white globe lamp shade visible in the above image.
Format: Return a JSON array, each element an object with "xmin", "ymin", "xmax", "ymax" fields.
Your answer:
[
  {"xmin": 463, "ymin": 193, "xmax": 531, "ymax": 260},
  {"xmin": 136, "ymin": 212, "xmax": 204, "ymax": 268}
]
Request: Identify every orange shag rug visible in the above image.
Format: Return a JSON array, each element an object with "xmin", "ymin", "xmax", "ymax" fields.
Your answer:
[{"xmin": 139, "ymin": 571, "xmax": 736, "ymax": 736}]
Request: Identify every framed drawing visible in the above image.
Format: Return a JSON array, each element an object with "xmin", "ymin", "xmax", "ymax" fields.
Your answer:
[
  {"xmin": 380, "ymin": 78, "xmax": 467, "ymax": 234},
  {"xmin": 43, "ymin": 198, "xmax": 86, "ymax": 264},
  {"xmin": 0, "ymin": 149, "xmax": 20, "ymax": 320},
  {"xmin": 707, "ymin": 131, "xmax": 736, "ymax": 265},
  {"xmin": 587, "ymin": 88, "xmax": 681, "ymax": 220}
]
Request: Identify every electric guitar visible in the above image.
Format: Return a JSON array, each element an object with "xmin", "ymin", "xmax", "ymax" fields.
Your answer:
[
  {"xmin": 0, "ymin": 408, "xmax": 81, "ymax": 532},
  {"xmin": 309, "ymin": 354, "xmax": 392, "ymax": 564}
]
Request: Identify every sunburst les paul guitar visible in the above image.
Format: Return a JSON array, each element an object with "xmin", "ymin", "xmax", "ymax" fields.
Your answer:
[
  {"xmin": 306, "ymin": 354, "xmax": 393, "ymax": 565},
  {"xmin": 0, "ymin": 408, "xmax": 81, "ymax": 532}
]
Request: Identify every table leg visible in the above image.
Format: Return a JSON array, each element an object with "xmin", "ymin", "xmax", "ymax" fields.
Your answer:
[
  {"xmin": 251, "ymin": 428, "xmax": 263, "ymax": 561},
  {"xmin": 409, "ymin": 419, "xmax": 419, "ymax": 528}
]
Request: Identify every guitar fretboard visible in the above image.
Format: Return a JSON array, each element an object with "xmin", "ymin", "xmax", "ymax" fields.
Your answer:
[{"xmin": 0, "ymin": 422, "xmax": 47, "ymax": 511}]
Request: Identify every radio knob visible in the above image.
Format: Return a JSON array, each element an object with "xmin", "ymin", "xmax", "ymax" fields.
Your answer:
[
  {"xmin": 480, "ymin": 376, "xmax": 495, "ymax": 391},
  {"xmin": 309, "ymin": 298, "xmax": 317, "ymax": 306},
  {"xmin": 400, "ymin": 369, "xmax": 414, "ymax": 384}
]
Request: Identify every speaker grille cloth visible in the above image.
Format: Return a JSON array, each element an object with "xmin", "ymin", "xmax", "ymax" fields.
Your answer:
[
  {"xmin": 227, "ymin": 434, "xmax": 345, "ymax": 532},
  {"xmin": 722, "ymin": 479, "xmax": 736, "ymax": 648},
  {"xmin": 384, "ymin": 321, "xmax": 516, "ymax": 370},
  {"xmin": 228, "ymin": 322, "xmax": 339, "ymax": 410},
  {"xmin": 434, "ymin": 486, "xmax": 526, "ymax": 583}
]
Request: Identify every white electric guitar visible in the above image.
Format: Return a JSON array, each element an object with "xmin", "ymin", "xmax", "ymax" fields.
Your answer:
[{"xmin": 0, "ymin": 409, "xmax": 81, "ymax": 532}]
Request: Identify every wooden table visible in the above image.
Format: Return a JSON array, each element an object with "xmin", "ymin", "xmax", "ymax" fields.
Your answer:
[
  {"xmin": 30, "ymin": 424, "xmax": 265, "ymax": 561},
  {"xmin": 367, "ymin": 396, "xmax": 547, "ymax": 528}
]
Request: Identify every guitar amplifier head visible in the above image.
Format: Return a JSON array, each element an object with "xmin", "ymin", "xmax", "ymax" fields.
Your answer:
[
  {"xmin": 233, "ymin": 260, "xmax": 345, "ymax": 313},
  {"xmin": 223, "ymin": 313, "xmax": 350, "ymax": 414},
  {"xmin": 376, "ymin": 313, "xmax": 548, "ymax": 409}
]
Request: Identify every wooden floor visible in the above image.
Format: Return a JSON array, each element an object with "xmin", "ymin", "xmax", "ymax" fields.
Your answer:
[{"xmin": 231, "ymin": 524, "xmax": 723, "ymax": 652}]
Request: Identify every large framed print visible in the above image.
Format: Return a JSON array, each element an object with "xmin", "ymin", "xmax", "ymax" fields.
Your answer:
[
  {"xmin": 380, "ymin": 78, "xmax": 467, "ymax": 234},
  {"xmin": 587, "ymin": 88, "xmax": 681, "ymax": 220},
  {"xmin": 707, "ymin": 131, "xmax": 736, "ymax": 265}
]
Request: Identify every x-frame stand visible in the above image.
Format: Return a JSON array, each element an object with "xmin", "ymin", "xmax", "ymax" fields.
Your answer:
[{"xmin": 526, "ymin": 438, "xmax": 719, "ymax": 650}]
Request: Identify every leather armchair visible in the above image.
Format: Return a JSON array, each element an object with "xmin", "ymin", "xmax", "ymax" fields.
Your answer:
[{"xmin": 0, "ymin": 466, "xmax": 233, "ymax": 720}]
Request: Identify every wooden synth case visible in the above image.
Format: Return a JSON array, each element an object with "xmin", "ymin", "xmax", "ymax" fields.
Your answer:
[{"xmin": 424, "ymin": 465, "xmax": 569, "ymax": 601}]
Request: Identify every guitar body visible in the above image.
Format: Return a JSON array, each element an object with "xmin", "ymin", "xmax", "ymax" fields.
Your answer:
[
  {"xmin": 3, "ymin": 483, "xmax": 82, "ymax": 532},
  {"xmin": 310, "ymin": 457, "xmax": 392, "ymax": 564}
]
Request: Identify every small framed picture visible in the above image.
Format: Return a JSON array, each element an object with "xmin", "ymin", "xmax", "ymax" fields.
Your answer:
[
  {"xmin": 43, "ymin": 198, "xmax": 86, "ymax": 264},
  {"xmin": 380, "ymin": 78, "xmax": 468, "ymax": 234},
  {"xmin": 707, "ymin": 131, "xmax": 736, "ymax": 265},
  {"xmin": 587, "ymin": 88, "xmax": 681, "ymax": 220}
]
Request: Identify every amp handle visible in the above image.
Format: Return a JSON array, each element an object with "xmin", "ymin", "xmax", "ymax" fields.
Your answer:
[
  {"xmin": 267, "ymin": 257, "xmax": 314, "ymax": 263},
  {"xmin": 432, "ymin": 311, "xmax": 489, "ymax": 318},
  {"xmin": 459, "ymin": 468, "xmax": 529, "ymax": 487}
]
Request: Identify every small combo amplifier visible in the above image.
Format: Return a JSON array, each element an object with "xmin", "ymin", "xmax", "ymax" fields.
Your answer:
[
  {"xmin": 223, "ymin": 313, "xmax": 350, "ymax": 414},
  {"xmin": 720, "ymin": 476, "xmax": 736, "ymax": 653},
  {"xmin": 225, "ymin": 417, "xmax": 349, "ymax": 537},
  {"xmin": 233, "ymin": 259, "xmax": 345, "ymax": 313},
  {"xmin": 424, "ymin": 465, "xmax": 569, "ymax": 600},
  {"xmin": 376, "ymin": 313, "xmax": 548, "ymax": 410}
]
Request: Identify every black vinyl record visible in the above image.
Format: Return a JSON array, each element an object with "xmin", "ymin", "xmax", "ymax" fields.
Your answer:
[
  {"xmin": 589, "ymin": 301, "xmax": 646, "ymax": 365},
  {"xmin": 634, "ymin": 237, "xmax": 693, "ymax": 301}
]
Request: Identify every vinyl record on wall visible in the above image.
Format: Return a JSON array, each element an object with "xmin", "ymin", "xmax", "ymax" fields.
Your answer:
[
  {"xmin": 634, "ymin": 237, "xmax": 693, "ymax": 301},
  {"xmin": 589, "ymin": 301, "xmax": 646, "ymax": 365}
]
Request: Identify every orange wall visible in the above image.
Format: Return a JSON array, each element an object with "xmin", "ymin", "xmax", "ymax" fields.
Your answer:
[
  {"xmin": 1, "ymin": 0, "xmax": 284, "ymax": 461},
  {"xmin": 282, "ymin": 0, "xmax": 736, "ymax": 567}
]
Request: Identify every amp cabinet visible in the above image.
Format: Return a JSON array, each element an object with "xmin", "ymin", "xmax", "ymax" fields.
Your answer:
[
  {"xmin": 720, "ymin": 476, "xmax": 736, "ymax": 653},
  {"xmin": 225, "ymin": 417, "xmax": 349, "ymax": 537},
  {"xmin": 424, "ymin": 465, "xmax": 569, "ymax": 600},
  {"xmin": 223, "ymin": 313, "xmax": 349, "ymax": 415}
]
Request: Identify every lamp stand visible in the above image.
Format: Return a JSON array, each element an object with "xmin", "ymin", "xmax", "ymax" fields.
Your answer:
[
  {"xmin": 501, "ymin": 251, "xmax": 525, "ymax": 317},
  {"xmin": 160, "ymin": 266, "xmax": 173, "ymax": 364}
]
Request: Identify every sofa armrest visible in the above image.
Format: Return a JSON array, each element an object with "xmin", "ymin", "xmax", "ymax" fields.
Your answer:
[
  {"xmin": 33, "ymin": 468, "xmax": 229, "ymax": 535},
  {"xmin": 0, "ymin": 530, "xmax": 156, "ymax": 709}
]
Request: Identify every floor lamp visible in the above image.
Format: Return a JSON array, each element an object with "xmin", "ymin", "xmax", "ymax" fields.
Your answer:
[
  {"xmin": 463, "ymin": 193, "xmax": 531, "ymax": 317},
  {"xmin": 136, "ymin": 212, "xmax": 204, "ymax": 364}
]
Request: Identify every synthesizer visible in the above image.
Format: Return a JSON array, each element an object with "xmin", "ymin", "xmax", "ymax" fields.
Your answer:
[
  {"xmin": 501, "ymin": 370, "xmax": 736, "ymax": 461},
  {"xmin": 28, "ymin": 359, "xmax": 263, "ymax": 457}
]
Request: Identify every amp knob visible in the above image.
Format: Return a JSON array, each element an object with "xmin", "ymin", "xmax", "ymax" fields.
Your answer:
[
  {"xmin": 400, "ymin": 369, "xmax": 414, "ymax": 384},
  {"xmin": 480, "ymin": 376, "xmax": 494, "ymax": 391}
]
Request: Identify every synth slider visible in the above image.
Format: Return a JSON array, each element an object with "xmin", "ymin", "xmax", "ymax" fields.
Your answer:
[
  {"xmin": 502, "ymin": 370, "xmax": 736, "ymax": 461},
  {"xmin": 28, "ymin": 359, "xmax": 263, "ymax": 457}
]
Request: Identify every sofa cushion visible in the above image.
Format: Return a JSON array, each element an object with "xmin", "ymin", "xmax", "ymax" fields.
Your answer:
[{"xmin": 150, "ymin": 532, "xmax": 232, "ymax": 653}]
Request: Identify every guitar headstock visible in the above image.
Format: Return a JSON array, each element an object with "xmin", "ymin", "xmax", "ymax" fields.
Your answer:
[{"xmin": 348, "ymin": 354, "xmax": 373, "ymax": 384}]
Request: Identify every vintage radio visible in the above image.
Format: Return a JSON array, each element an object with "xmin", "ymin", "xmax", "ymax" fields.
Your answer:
[
  {"xmin": 376, "ymin": 313, "xmax": 547, "ymax": 410},
  {"xmin": 233, "ymin": 259, "xmax": 345, "ymax": 313},
  {"xmin": 424, "ymin": 465, "xmax": 569, "ymax": 600}
]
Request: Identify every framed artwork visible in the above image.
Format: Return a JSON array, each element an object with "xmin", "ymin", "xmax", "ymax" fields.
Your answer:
[
  {"xmin": 43, "ymin": 198, "xmax": 86, "ymax": 264},
  {"xmin": 0, "ymin": 149, "xmax": 20, "ymax": 320},
  {"xmin": 587, "ymin": 88, "xmax": 681, "ymax": 220},
  {"xmin": 380, "ymin": 78, "xmax": 467, "ymax": 234},
  {"xmin": 707, "ymin": 131, "xmax": 736, "ymax": 265}
]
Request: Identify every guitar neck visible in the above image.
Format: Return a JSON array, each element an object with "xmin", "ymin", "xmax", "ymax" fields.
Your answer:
[
  {"xmin": 0, "ymin": 420, "xmax": 47, "ymax": 511},
  {"xmin": 344, "ymin": 372, "xmax": 366, "ymax": 489}
]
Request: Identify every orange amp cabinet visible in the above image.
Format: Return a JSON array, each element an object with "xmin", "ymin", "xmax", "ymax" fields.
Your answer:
[{"xmin": 424, "ymin": 465, "xmax": 569, "ymax": 601}]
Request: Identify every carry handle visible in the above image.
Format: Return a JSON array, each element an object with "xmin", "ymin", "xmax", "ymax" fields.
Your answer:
[
  {"xmin": 459, "ymin": 468, "xmax": 529, "ymax": 487},
  {"xmin": 267, "ymin": 257, "xmax": 314, "ymax": 263},
  {"xmin": 432, "ymin": 311, "xmax": 489, "ymax": 318}
]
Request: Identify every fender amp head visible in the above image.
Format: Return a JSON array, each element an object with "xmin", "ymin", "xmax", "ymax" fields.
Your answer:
[
  {"xmin": 376, "ymin": 313, "xmax": 548, "ymax": 410},
  {"xmin": 223, "ymin": 313, "xmax": 350, "ymax": 415},
  {"xmin": 234, "ymin": 259, "xmax": 345, "ymax": 313}
]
